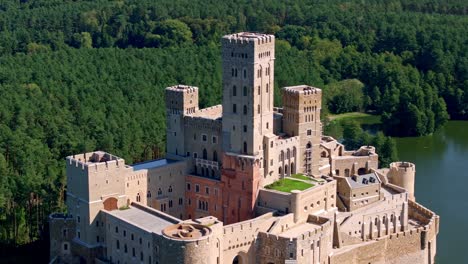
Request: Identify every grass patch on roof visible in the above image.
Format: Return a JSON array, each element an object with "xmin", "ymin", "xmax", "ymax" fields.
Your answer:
[
  {"xmin": 290, "ymin": 173, "xmax": 310, "ymax": 181},
  {"xmin": 265, "ymin": 178, "xmax": 314, "ymax": 193}
]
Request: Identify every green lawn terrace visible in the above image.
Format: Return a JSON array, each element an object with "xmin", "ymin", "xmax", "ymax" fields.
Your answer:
[{"xmin": 265, "ymin": 174, "xmax": 325, "ymax": 193}]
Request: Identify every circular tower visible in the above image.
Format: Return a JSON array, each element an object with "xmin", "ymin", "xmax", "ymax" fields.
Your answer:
[
  {"xmin": 160, "ymin": 223, "xmax": 218, "ymax": 264},
  {"xmin": 388, "ymin": 162, "xmax": 416, "ymax": 201}
]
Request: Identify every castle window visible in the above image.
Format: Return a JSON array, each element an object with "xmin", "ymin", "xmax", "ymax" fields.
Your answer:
[
  {"xmin": 206, "ymin": 187, "xmax": 210, "ymax": 194},
  {"xmin": 179, "ymin": 198, "xmax": 183, "ymax": 205},
  {"xmin": 202, "ymin": 134, "xmax": 207, "ymax": 141},
  {"xmin": 212, "ymin": 136, "xmax": 217, "ymax": 144},
  {"xmin": 266, "ymin": 122, "xmax": 269, "ymax": 129},
  {"xmin": 141, "ymin": 252, "xmax": 144, "ymax": 261},
  {"xmin": 193, "ymin": 152, "xmax": 198, "ymax": 158},
  {"xmin": 213, "ymin": 151, "xmax": 218, "ymax": 162},
  {"xmin": 233, "ymin": 85, "xmax": 237, "ymax": 96},
  {"xmin": 243, "ymin": 86, "xmax": 247, "ymax": 96},
  {"xmin": 63, "ymin": 243, "xmax": 68, "ymax": 251},
  {"xmin": 147, "ymin": 191, "xmax": 151, "ymax": 198},
  {"xmin": 186, "ymin": 151, "xmax": 190, "ymax": 157},
  {"xmin": 257, "ymin": 104, "xmax": 260, "ymax": 114},
  {"xmin": 195, "ymin": 184, "xmax": 200, "ymax": 193},
  {"xmin": 168, "ymin": 185, "xmax": 173, "ymax": 193},
  {"xmin": 187, "ymin": 183, "xmax": 191, "ymax": 191},
  {"xmin": 243, "ymin": 142, "xmax": 247, "ymax": 154},
  {"xmin": 203, "ymin": 149, "xmax": 207, "ymax": 159},
  {"xmin": 307, "ymin": 129, "xmax": 312, "ymax": 136},
  {"xmin": 233, "ymin": 104, "xmax": 237, "ymax": 113},
  {"xmin": 124, "ymin": 244, "xmax": 128, "ymax": 253},
  {"xmin": 116, "ymin": 240, "xmax": 120, "ymax": 249},
  {"xmin": 235, "ymin": 68, "xmax": 238, "ymax": 77},
  {"xmin": 243, "ymin": 105, "xmax": 247, "ymax": 115},
  {"xmin": 243, "ymin": 125, "xmax": 247, "ymax": 132},
  {"xmin": 169, "ymin": 200, "xmax": 173, "ymax": 208},
  {"xmin": 132, "ymin": 247, "xmax": 135, "ymax": 257},
  {"xmin": 244, "ymin": 69, "xmax": 247, "ymax": 79},
  {"xmin": 77, "ymin": 231, "xmax": 80, "ymax": 239},
  {"xmin": 266, "ymin": 83, "xmax": 269, "ymax": 92},
  {"xmin": 257, "ymin": 86, "xmax": 260, "ymax": 95},
  {"xmin": 158, "ymin": 188, "xmax": 162, "ymax": 195}
]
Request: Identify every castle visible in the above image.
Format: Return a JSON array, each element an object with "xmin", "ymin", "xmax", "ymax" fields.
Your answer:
[{"xmin": 49, "ymin": 32, "xmax": 439, "ymax": 264}]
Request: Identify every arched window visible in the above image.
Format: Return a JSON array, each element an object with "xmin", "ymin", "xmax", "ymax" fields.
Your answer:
[
  {"xmin": 147, "ymin": 191, "xmax": 151, "ymax": 198},
  {"xmin": 306, "ymin": 142, "xmax": 312, "ymax": 149},
  {"xmin": 235, "ymin": 68, "xmax": 238, "ymax": 77},
  {"xmin": 243, "ymin": 69, "xmax": 247, "ymax": 79},
  {"xmin": 243, "ymin": 105, "xmax": 247, "ymax": 115},
  {"xmin": 203, "ymin": 149, "xmax": 207, "ymax": 159},
  {"xmin": 243, "ymin": 142, "xmax": 247, "ymax": 154},
  {"xmin": 243, "ymin": 86, "xmax": 247, "ymax": 96},
  {"xmin": 136, "ymin": 193, "xmax": 141, "ymax": 202},
  {"xmin": 233, "ymin": 85, "xmax": 237, "ymax": 96},
  {"xmin": 158, "ymin": 188, "xmax": 162, "ymax": 195},
  {"xmin": 213, "ymin": 151, "xmax": 218, "ymax": 162},
  {"xmin": 168, "ymin": 185, "xmax": 173, "ymax": 193}
]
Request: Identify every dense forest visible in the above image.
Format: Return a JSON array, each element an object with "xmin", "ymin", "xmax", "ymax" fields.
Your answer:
[{"xmin": 0, "ymin": 0, "xmax": 466, "ymax": 256}]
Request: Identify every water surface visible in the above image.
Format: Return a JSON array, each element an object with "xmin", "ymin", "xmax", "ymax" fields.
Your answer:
[{"xmin": 395, "ymin": 121, "xmax": 468, "ymax": 263}]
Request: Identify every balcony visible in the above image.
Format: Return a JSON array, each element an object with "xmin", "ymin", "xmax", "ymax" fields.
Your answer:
[{"xmin": 195, "ymin": 158, "xmax": 219, "ymax": 170}]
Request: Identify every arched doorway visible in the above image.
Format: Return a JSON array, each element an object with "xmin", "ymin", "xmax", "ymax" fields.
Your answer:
[{"xmin": 232, "ymin": 255, "xmax": 244, "ymax": 264}]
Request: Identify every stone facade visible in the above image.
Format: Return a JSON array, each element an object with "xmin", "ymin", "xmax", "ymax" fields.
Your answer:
[{"xmin": 49, "ymin": 32, "xmax": 438, "ymax": 264}]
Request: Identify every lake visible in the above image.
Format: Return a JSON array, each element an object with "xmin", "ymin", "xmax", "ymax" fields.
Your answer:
[{"xmin": 395, "ymin": 121, "xmax": 468, "ymax": 264}]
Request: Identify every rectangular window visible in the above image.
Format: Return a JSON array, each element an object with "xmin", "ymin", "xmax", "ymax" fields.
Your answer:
[
  {"xmin": 187, "ymin": 183, "xmax": 191, "ymax": 191},
  {"xmin": 233, "ymin": 104, "xmax": 237, "ymax": 113},
  {"xmin": 202, "ymin": 134, "xmax": 207, "ymax": 141},
  {"xmin": 212, "ymin": 136, "xmax": 217, "ymax": 144},
  {"xmin": 205, "ymin": 187, "xmax": 210, "ymax": 195},
  {"xmin": 186, "ymin": 151, "xmax": 190, "ymax": 157},
  {"xmin": 195, "ymin": 184, "xmax": 200, "ymax": 193},
  {"xmin": 307, "ymin": 129, "xmax": 312, "ymax": 136},
  {"xmin": 193, "ymin": 152, "xmax": 198, "ymax": 158},
  {"xmin": 243, "ymin": 125, "xmax": 247, "ymax": 132}
]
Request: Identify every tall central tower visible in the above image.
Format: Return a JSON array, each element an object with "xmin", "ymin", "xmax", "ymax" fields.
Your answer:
[{"xmin": 221, "ymin": 33, "xmax": 275, "ymax": 156}]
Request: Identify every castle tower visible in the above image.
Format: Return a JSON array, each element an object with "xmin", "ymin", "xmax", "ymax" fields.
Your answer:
[
  {"xmin": 165, "ymin": 85, "xmax": 199, "ymax": 157},
  {"xmin": 221, "ymin": 33, "xmax": 275, "ymax": 156},
  {"xmin": 388, "ymin": 162, "xmax": 416, "ymax": 201},
  {"xmin": 64, "ymin": 151, "xmax": 130, "ymax": 262},
  {"xmin": 220, "ymin": 33, "xmax": 274, "ymax": 224},
  {"xmin": 282, "ymin": 85, "xmax": 322, "ymax": 176}
]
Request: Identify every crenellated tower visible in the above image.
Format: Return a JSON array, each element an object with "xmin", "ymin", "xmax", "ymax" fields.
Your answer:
[
  {"xmin": 221, "ymin": 33, "xmax": 275, "ymax": 156},
  {"xmin": 282, "ymin": 85, "xmax": 322, "ymax": 176},
  {"xmin": 165, "ymin": 85, "xmax": 199, "ymax": 157}
]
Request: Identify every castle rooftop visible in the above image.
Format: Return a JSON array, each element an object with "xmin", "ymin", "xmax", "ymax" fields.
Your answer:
[
  {"xmin": 131, "ymin": 158, "xmax": 177, "ymax": 171},
  {"xmin": 190, "ymin": 104, "xmax": 223, "ymax": 120},
  {"xmin": 67, "ymin": 151, "xmax": 123, "ymax": 164},
  {"xmin": 165, "ymin": 84, "xmax": 198, "ymax": 92},
  {"xmin": 105, "ymin": 205, "xmax": 178, "ymax": 235},
  {"xmin": 222, "ymin": 32, "xmax": 274, "ymax": 44},
  {"xmin": 283, "ymin": 85, "xmax": 322, "ymax": 94}
]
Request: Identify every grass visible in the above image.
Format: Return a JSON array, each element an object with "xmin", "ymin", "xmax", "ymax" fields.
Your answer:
[
  {"xmin": 265, "ymin": 178, "xmax": 314, "ymax": 193},
  {"xmin": 328, "ymin": 112, "xmax": 380, "ymax": 123},
  {"xmin": 119, "ymin": 205, "xmax": 130, "ymax": 210},
  {"xmin": 290, "ymin": 173, "xmax": 310, "ymax": 181}
]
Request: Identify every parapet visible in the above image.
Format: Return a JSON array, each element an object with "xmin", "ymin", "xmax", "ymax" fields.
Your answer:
[
  {"xmin": 390, "ymin": 161, "xmax": 415, "ymax": 172},
  {"xmin": 353, "ymin": 146, "xmax": 377, "ymax": 156},
  {"xmin": 165, "ymin": 84, "xmax": 198, "ymax": 94},
  {"xmin": 162, "ymin": 223, "xmax": 212, "ymax": 241},
  {"xmin": 222, "ymin": 32, "xmax": 274, "ymax": 45},
  {"xmin": 66, "ymin": 151, "xmax": 126, "ymax": 171},
  {"xmin": 282, "ymin": 85, "xmax": 322, "ymax": 95}
]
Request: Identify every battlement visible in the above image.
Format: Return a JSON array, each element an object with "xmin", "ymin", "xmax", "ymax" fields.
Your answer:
[
  {"xmin": 165, "ymin": 84, "xmax": 198, "ymax": 93},
  {"xmin": 390, "ymin": 161, "xmax": 415, "ymax": 172},
  {"xmin": 283, "ymin": 85, "xmax": 322, "ymax": 95},
  {"xmin": 189, "ymin": 105, "xmax": 222, "ymax": 120},
  {"xmin": 222, "ymin": 32, "xmax": 274, "ymax": 44},
  {"xmin": 66, "ymin": 151, "xmax": 126, "ymax": 171}
]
